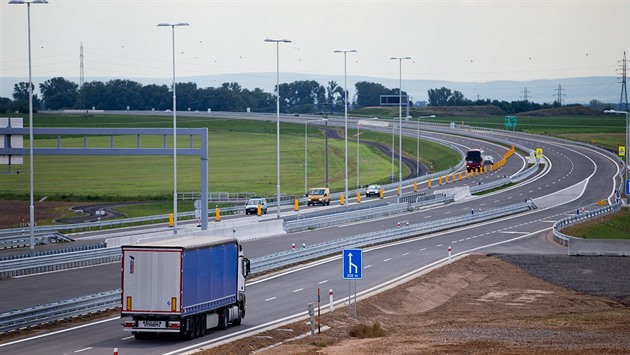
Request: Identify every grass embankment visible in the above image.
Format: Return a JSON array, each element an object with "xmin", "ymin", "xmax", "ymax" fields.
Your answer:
[{"xmin": 561, "ymin": 209, "xmax": 630, "ymax": 240}]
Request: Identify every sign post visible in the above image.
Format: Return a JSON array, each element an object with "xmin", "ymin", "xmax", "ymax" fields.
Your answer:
[{"xmin": 342, "ymin": 248, "xmax": 362, "ymax": 318}]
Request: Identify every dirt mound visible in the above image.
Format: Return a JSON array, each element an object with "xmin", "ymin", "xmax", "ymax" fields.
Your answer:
[
  {"xmin": 201, "ymin": 255, "xmax": 630, "ymax": 355},
  {"xmin": 519, "ymin": 105, "xmax": 598, "ymax": 117}
]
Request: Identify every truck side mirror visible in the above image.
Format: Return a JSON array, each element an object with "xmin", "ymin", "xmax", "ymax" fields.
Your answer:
[{"xmin": 243, "ymin": 258, "xmax": 251, "ymax": 276}]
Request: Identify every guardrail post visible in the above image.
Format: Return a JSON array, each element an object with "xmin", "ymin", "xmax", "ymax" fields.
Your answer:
[{"xmin": 427, "ymin": 179, "xmax": 432, "ymax": 189}]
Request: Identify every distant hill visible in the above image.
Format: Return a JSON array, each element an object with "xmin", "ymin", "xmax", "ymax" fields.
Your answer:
[{"xmin": 0, "ymin": 73, "xmax": 621, "ymax": 105}]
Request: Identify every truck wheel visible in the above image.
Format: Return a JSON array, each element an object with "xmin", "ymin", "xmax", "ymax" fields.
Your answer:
[
  {"xmin": 183, "ymin": 317, "xmax": 195, "ymax": 340},
  {"xmin": 218, "ymin": 308, "xmax": 229, "ymax": 330},
  {"xmin": 232, "ymin": 309, "xmax": 242, "ymax": 326},
  {"xmin": 199, "ymin": 314, "xmax": 207, "ymax": 337},
  {"xmin": 195, "ymin": 314, "xmax": 204, "ymax": 338}
]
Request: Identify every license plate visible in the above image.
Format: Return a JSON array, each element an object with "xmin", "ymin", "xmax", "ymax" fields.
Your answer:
[{"xmin": 139, "ymin": 320, "xmax": 166, "ymax": 328}]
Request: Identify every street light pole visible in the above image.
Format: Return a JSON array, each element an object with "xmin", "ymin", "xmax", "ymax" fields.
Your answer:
[
  {"xmin": 9, "ymin": 0, "xmax": 48, "ymax": 255},
  {"xmin": 334, "ymin": 49, "xmax": 357, "ymax": 206},
  {"xmin": 604, "ymin": 109, "xmax": 630, "ymax": 203},
  {"xmin": 357, "ymin": 121, "xmax": 361, "ymax": 188},
  {"xmin": 266, "ymin": 38, "xmax": 292, "ymax": 218},
  {"xmin": 390, "ymin": 56, "xmax": 411, "ymax": 200},
  {"xmin": 158, "ymin": 22, "xmax": 188, "ymax": 235},
  {"xmin": 416, "ymin": 115, "xmax": 436, "ymax": 177},
  {"xmin": 305, "ymin": 118, "xmax": 327, "ymax": 194}
]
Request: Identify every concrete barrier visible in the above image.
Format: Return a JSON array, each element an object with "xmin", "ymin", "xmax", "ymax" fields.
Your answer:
[
  {"xmin": 568, "ymin": 238, "xmax": 630, "ymax": 256},
  {"xmin": 106, "ymin": 219, "xmax": 285, "ymax": 246}
]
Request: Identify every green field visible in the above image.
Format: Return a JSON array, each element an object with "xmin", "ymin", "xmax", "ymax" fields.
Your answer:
[
  {"xmin": 0, "ymin": 114, "xmax": 460, "ymax": 201},
  {"xmin": 351, "ymin": 107, "xmax": 627, "ymax": 151}
]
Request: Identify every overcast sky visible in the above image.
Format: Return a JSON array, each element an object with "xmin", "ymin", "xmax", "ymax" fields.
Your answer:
[{"xmin": 1, "ymin": 0, "xmax": 628, "ymax": 93}]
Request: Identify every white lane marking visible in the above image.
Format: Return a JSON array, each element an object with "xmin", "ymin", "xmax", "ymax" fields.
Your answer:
[
  {"xmin": 423, "ymin": 215, "xmax": 432, "ymax": 218},
  {"xmin": 498, "ymin": 231, "xmax": 529, "ymax": 234},
  {"xmin": 0, "ymin": 317, "xmax": 120, "ymax": 349},
  {"xmin": 318, "ymin": 280, "xmax": 328, "ymax": 284},
  {"xmin": 265, "ymin": 297, "xmax": 277, "ymax": 302},
  {"xmin": 383, "ymin": 258, "xmax": 391, "ymax": 262},
  {"xmin": 364, "ymin": 264, "xmax": 372, "ymax": 268},
  {"xmin": 402, "ymin": 252, "xmax": 410, "ymax": 256},
  {"xmin": 419, "ymin": 248, "xmax": 426, "ymax": 251},
  {"xmin": 436, "ymin": 244, "xmax": 443, "ymax": 247},
  {"xmin": 121, "ymin": 336, "xmax": 135, "ymax": 340},
  {"xmin": 293, "ymin": 288, "xmax": 303, "ymax": 293},
  {"xmin": 74, "ymin": 348, "xmax": 93, "ymax": 353}
]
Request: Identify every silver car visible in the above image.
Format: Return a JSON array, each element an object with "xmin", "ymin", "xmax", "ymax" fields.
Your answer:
[{"xmin": 365, "ymin": 184, "xmax": 381, "ymax": 197}]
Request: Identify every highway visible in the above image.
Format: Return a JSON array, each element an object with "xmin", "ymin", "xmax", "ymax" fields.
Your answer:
[{"xmin": 0, "ymin": 122, "xmax": 622, "ymax": 354}]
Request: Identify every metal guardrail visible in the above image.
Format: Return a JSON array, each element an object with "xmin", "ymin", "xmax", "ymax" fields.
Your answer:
[
  {"xmin": 0, "ymin": 232, "xmax": 74, "ymax": 249},
  {"xmin": 0, "ymin": 290, "xmax": 121, "ymax": 333},
  {"xmin": 284, "ymin": 203, "xmax": 411, "ymax": 233},
  {"xmin": 0, "ymin": 247, "xmax": 121, "ymax": 279},
  {"xmin": 552, "ymin": 200, "xmax": 623, "ymax": 246},
  {"xmin": 252, "ymin": 201, "xmax": 535, "ymax": 274},
  {"xmin": 0, "ymin": 243, "xmax": 105, "ymax": 262}
]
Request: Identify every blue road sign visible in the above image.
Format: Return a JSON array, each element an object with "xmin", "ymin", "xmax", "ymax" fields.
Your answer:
[
  {"xmin": 626, "ymin": 179, "xmax": 630, "ymax": 195},
  {"xmin": 342, "ymin": 248, "xmax": 363, "ymax": 279}
]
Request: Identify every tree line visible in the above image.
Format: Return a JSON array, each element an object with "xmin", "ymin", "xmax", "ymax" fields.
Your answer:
[
  {"xmin": 0, "ymin": 77, "xmax": 405, "ymax": 114},
  {"xmin": 1, "ymin": 77, "xmax": 608, "ymax": 115}
]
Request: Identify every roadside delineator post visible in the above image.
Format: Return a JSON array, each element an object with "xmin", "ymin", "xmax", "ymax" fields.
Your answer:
[
  {"xmin": 356, "ymin": 192, "xmax": 361, "ymax": 203},
  {"xmin": 448, "ymin": 246, "xmax": 452, "ymax": 263},
  {"xmin": 291, "ymin": 243, "xmax": 295, "ymax": 252},
  {"xmin": 294, "ymin": 199, "xmax": 299, "ymax": 211},
  {"xmin": 397, "ymin": 221, "xmax": 400, "ymax": 228},
  {"xmin": 113, "ymin": 348, "xmax": 118, "ymax": 355},
  {"xmin": 413, "ymin": 181, "xmax": 417, "ymax": 192},
  {"xmin": 340, "ymin": 194, "xmax": 345, "ymax": 205},
  {"xmin": 329, "ymin": 288, "xmax": 334, "ymax": 312}
]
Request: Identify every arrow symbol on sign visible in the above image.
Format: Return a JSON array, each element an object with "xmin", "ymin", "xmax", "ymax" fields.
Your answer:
[{"xmin": 347, "ymin": 252, "xmax": 358, "ymax": 274}]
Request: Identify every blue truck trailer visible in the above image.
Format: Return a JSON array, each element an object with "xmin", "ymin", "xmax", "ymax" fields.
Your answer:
[{"xmin": 121, "ymin": 234, "xmax": 250, "ymax": 339}]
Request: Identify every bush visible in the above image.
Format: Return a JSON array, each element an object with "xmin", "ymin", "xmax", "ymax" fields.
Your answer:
[{"xmin": 348, "ymin": 321, "xmax": 387, "ymax": 338}]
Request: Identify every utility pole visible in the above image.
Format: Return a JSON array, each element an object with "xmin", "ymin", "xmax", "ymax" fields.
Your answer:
[
  {"xmin": 618, "ymin": 51, "xmax": 628, "ymax": 111},
  {"xmin": 79, "ymin": 42, "xmax": 84, "ymax": 110},
  {"xmin": 554, "ymin": 84, "xmax": 565, "ymax": 107},
  {"xmin": 520, "ymin": 87, "xmax": 530, "ymax": 101}
]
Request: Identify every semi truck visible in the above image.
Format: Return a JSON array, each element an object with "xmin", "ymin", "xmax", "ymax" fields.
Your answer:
[
  {"xmin": 465, "ymin": 149, "xmax": 485, "ymax": 172},
  {"xmin": 120, "ymin": 234, "xmax": 250, "ymax": 340}
]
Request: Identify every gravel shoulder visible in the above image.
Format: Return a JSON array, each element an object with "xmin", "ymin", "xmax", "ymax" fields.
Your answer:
[{"xmin": 200, "ymin": 254, "xmax": 630, "ymax": 355}]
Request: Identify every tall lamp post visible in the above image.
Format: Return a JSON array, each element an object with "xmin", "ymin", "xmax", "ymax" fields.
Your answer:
[
  {"xmin": 416, "ymin": 115, "xmax": 435, "ymax": 176},
  {"xmin": 604, "ymin": 109, "xmax": 630, "ymax": 203},
  {"xmin": 390, "ymin": 56, "xmax": 411, "ymax": 199},
  {"xmin": 305, "ymin": 118, "xmax": 327, "ymax": 194},
  {"xmin": 333, "ymin": 49, "xmax": 357, "ymax": 205},
  {"xmin": 9, "ymin": 0, "xmax": 48, "ymax": 255},
  {"xmin": 265, "ymin": 38, "xmax": 292, "ymax": 218},
  {"xmin": 158, "ymin": 22, "xmax": 189, "ymax": 235}
]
